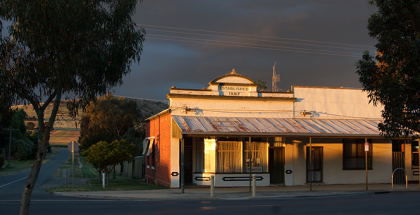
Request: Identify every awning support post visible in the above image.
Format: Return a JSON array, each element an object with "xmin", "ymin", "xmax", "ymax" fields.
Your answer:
[
  {"xmin": 365, "ymin": 138, "xmax": 368, "ymax": 191},
  {"xmin": 249, "ymin": 136, "xmax": 252, "ymax": 192},
  {"xmin": 309, "ymin": 137, "xmax": 312, "ymax": 191},
  {"xmin": 181, "ymin": 135, "xmax": 185, "ymax": 193}
]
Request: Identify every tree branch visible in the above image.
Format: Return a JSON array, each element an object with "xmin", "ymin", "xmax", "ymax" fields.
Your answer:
[{"xmin": 40, "ymin": 90, "xmax": 57, "ymax": 112}]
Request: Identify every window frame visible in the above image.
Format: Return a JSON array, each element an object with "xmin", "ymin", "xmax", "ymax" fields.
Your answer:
[{"xmin": 342, "ymin": 139, "xmax": 373, "ymax": 170}]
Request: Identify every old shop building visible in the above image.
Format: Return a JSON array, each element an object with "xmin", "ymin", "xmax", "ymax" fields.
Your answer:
[{"xmin": 144, "ymin": 69, "xmax": 418, "ymax": 188}]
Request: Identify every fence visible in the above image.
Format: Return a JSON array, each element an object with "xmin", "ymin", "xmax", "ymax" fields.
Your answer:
[{"xmin": 114, "ymin": 156, "xmax": 144, "ymax": 179}]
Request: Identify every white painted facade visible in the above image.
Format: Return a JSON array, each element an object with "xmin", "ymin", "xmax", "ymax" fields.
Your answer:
[{"xmin": 163, "ymin": 69, "xmax": 397, "ymax": 188}]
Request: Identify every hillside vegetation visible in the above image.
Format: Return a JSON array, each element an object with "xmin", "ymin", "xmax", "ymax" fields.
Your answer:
[{"xmin": 12, "ymin": 97, "xmax": 168, "ymax": 145}]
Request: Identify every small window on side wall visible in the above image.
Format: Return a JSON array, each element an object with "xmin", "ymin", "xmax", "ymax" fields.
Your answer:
[{"xmin": 343, "ymin": 139, "xmax": 372, "ymax": 170}]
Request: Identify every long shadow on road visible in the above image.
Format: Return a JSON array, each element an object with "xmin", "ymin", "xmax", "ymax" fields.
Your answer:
[{"xmin": 0, "ymin": 149, "xmax": 70, "ymax": 200}]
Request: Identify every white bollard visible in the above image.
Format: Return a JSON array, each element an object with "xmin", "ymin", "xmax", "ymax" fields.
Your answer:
[
  {"xmin": 252, "ymin": 174, "xmax": 256, "ymax": 197},
  {"xmin": 210, "ymin": 175, "xmax": 215, "ymax": 197},
  {"xmin": 102, "ymin": 169, "xmax": 106, "ymax": 188}
]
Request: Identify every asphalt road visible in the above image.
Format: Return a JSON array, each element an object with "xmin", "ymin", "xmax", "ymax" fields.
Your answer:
[
  {"xmin": 1, "ymin": 192, "xmax": 420, "ymax": 215},
  {"xmin": 1, "ymin": 150, "xmax": 420, "ymax": 214},
  {"xmin": 0, "ymin": 149, "xmax": 70, "ymax": 200}
]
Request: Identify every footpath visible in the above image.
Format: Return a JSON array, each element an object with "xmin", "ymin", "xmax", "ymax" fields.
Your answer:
[{"xmin": 53, "ymin": 183, "xmax": 420, "ymax": 201}]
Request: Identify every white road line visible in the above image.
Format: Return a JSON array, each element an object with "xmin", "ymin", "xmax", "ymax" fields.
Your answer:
[
  {"xmin": 0, "ymin": 176, "xmax": 27, "ymax": 189},
  {"xmin": 0, "ymin": 200, "xmax": 147, "ymax": 202}
]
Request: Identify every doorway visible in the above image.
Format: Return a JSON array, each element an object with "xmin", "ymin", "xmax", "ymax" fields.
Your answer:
[
  {"xmin": 184, "ymin": 137, "xmax": 193, "ymax": 184},
  {"xmin": 269, "ymin": 147, "xmax": 285, "ymax": 184},
  {"xmin": 306, "ymin": 147, "xmax": 323, "ymax": 182}
]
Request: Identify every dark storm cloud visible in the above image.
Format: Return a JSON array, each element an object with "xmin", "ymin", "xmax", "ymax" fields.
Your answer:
[{"xmin": 113, "ymin": 0, "xmax": 378, "ymax": 100}]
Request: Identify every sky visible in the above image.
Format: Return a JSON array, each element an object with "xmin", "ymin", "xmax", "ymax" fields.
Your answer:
[{"xmin": 2, "ymin": 0, "xmax": 379, "ymax": 102}]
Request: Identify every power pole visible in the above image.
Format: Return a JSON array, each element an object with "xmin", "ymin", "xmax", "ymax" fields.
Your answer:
[
  {"xmin": 2, "ymin": 127, "xmax": 19, "ymax": 167},
  {"xmin": 272, "ymin": 62, "xmax": 280, "ymax": 92}
]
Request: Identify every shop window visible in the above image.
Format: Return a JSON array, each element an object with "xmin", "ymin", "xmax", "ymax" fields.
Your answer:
[
  {"xmin": 343, "ymin": 139, "xmax": 372, "ymax": 170},
  {"xmin": 196, "ymin": 138, "xmax": 215, "ymax": 173},
  {"xmin": 244, "ymin": 141, "xmax": 268, "ymax": 172},
  {"xmin": 412, "ymin": 141, "xmax": 419, "ymax": 168},
  {"xmin": 216, "ymin": 141, "xmax": 242, "ymax": 173},
  {"xmin": 195, "ymin": 138, "xmax": 269, "ymax": 173}
]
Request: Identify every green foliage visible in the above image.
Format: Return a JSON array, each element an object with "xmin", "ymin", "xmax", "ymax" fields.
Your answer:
[
  {"xmin": 2, "ymin": 109, "xmax": 36, "ymax": 160},
  {"xmin": 0, "ymin": 154, "xmax": 4, "ymax": 168},
  {"xmin": 11, "ymin": 138, "xmax": 34, "ymax": 161},
  {"xmin": 26, "ymin": 122, "xmax": 35, "ymax": 130},
  {"xmin": 356, "ymin": 0, "xmax": 420, "ymax": 138},
  {"xmin": 83, "ymin": 139, "xmax": 137, "ymax": 185},
  {"xmin": 29, "ymin": 131, "xmax": 39, "ymax": 142},
  {"xmin": 256, "ymin": 78, "xmax": 268, "ymax": 91},
  {"xmin": 11, "ymin": 109, "xmax": 27, "ymax": 135},
  {"xmin": 79, "ymin": 94, "xmax": 139, "ymax": 150},
  {"xmin": 123, "ymin": 127, "xmax": 144, "ymax": 156}
]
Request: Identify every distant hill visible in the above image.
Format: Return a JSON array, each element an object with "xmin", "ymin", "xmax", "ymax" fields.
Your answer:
[
  {"xmin": 14, "ymin": 97, "xmax": 169, "ymax": 131},
  {"xmin": 122, "ymin": 97, "xmax": 169, "ymax": 120},
  {"xmin": 12, "ymin": 97, "xmax": 169, "ymax": 145}
]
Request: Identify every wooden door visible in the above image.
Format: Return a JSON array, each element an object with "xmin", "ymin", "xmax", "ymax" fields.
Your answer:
[{"xmin": 269, "ymin": 147, "xmax": 285, "ymax": 184}]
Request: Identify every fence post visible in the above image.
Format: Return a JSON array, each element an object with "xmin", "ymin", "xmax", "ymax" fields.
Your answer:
[
  {"xmin": 210, "ymin": 175, "xmax": 214, "ymax": 197},
  {"xmin": 252, "ymin": 174, "xmax": 256, "ymax": 197}
]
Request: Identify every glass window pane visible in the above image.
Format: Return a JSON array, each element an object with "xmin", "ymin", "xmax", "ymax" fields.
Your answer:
[
  {"xmin": 216, "ymin": 141, "xmax": 242, "ymax": 173},
  {"xmin": 196, "ymin": 138, "xmax": 204, "ymax": 172},
  {"xmin": 343, "ymin": 139, "xmax": 372, "ymax": 170},
  {"xmin": 244, "ymin": 142, "xmax": 268, "ymax": 172},
  {"xmin": 204, "ymin": 138, "xmax": 216, "ymax": 173}
]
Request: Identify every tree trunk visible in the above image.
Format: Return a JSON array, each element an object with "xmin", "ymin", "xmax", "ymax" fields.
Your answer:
[
  {"xmin": 19, "ymin": 139, "xmax": 47, "ymax": 215},
  {"xmin": 20, "ymin": 83, "xmax": 62, "ymax": 215},
  {"xmin": 113, "ymin": 165, "xmax": 116, "ymax": 179},
  {"xmin": 107, "ymin": 172, "xmax": 110, "ymax": 187},
  {"xmin": 98, "ymin": 164, "xmax": 102, "ymax": 183}
]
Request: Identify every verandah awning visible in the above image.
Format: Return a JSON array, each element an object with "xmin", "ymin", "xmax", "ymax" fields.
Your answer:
[{"xmin": 172, "ymin": 116, "xmax": 384, "ymax": 137}]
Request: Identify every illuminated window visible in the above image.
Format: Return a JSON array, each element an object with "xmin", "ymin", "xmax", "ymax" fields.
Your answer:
[
  {"xmin": 216, "ymin": 141, "xmax": 242, "ymax": 173},
  {"xmin": 244, "ymin": 141, "xmax": 268, "ymax": 172},
  {"xmin": 196, "ymin": 138, "xmax": 216, "ymax": 173},
  {"xmin": 195, "ymin": 138, "xmax": 269, "ymax": 173}
]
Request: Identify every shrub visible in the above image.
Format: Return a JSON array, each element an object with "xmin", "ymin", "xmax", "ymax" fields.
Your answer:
[
  {"xmin": 11, "ymin": 138, "xmax": 34, "ymax": 161},
  {"xmin": 0, "ymin": 154, "xmax": 4, "ymax": 168},
  {"xmin": 14, "ymin": 151, "xmax": 28, "ymax": 161},
  {"xmin": 26, "ymin": 122, "xmax": 35, "ymax": 130}
]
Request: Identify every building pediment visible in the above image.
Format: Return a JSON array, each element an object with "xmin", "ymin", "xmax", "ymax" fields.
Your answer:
[{"xmin": 209, "ymin": 69, "xmax": 257, "ymax": 85}]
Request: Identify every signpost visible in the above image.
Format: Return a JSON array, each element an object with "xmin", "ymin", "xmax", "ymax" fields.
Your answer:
[
  {"xmin": 62, "ymin": 169, "xmax": 70, "ymax": 187},
  {"xmin": 67, "ymin": 141, "xmax": 79, "ymax": 189}
]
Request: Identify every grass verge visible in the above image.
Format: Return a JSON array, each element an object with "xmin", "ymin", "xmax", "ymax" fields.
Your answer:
[
  {"xmin": 0, "ymin": 147, "xmax": 61, "ymax": 177},
  {"xmin": 0, "ymin": 159, "xmax": 50, "ymax": 177},
  {"xmin": 48, "ymin": 156, "xmax": 167, "ymax": 192},
  {"xmin": 51, "ymin": 177, "xmax": 167, "ymax": 192}
]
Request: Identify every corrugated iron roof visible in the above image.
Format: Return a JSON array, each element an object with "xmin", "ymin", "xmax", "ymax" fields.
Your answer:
[{"xmin": 172, "ymin": 116, "xmax": 383, "ymax": 137}]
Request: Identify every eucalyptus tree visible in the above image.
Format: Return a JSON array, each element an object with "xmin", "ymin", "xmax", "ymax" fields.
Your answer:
[
  {"xmin": 0, "ymin": 1, "xmax": 145, "ymax": 214},
  {"xmin": 79, "ymin": 94, "xmax": 139, "ymax": 150},
  {"xmin": 356, "ymin": 0, "xmax": 420, "ymax": 138}
]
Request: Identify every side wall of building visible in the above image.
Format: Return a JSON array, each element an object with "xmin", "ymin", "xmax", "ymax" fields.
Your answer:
[
  {"xmin": 145, "ymin": 114, "xmax": 172, "ymax": 187},
  {"xmin": 293, "ymin": 87, "xmax": 383, "ymax": 119}
]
